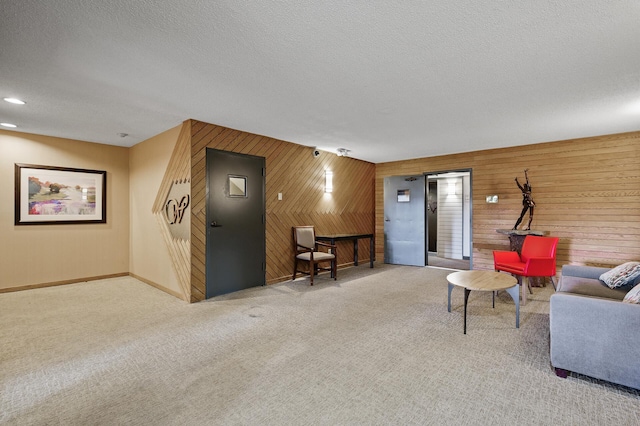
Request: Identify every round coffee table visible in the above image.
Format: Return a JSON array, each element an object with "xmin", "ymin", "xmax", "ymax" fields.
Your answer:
[{"xmin": 447, "ymin": 271, "xmax": 519, "ymax": 334}]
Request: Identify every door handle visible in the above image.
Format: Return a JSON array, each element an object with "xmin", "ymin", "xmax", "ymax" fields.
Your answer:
[{"xmin": 210, "ymin": 221, "xmax": 222, "ymax": 228}]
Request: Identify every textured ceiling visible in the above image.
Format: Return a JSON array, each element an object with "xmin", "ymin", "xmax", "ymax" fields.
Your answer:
[{"xmin": 1, "ymin": 1, "xmax": 639, "ymax": 163}]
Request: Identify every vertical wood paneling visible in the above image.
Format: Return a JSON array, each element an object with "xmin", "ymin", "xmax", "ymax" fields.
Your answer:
[
  {"xmin": 190, "ymin": 121, "xmax": 375, "ymax": 302},
  {"xmin": 376, "ymin": 132, "xmax": 640, "ymax": 273}
]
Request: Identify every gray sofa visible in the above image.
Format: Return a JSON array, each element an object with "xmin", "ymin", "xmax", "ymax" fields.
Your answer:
[{"xmin": 550, "ymin": 264, "xmax": 640, "ymax": 390}]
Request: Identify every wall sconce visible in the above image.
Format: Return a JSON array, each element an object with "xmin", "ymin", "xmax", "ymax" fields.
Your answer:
[
  {"xmin": 447, "ymin": 180, "xmax": 456, "ymax": 196},
  {"xmin": 325, "ymin": 170, "xmax": 333, "ymax": 193}
]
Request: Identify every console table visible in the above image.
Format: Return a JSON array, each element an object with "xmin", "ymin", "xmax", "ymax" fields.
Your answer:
[{"xmin": 316, "ymin": 233, "xmax": 375, "ymax": 268}]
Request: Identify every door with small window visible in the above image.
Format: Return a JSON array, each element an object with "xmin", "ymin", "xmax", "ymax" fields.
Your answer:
[
  {"xmin": 383, "ymin": 175, "xmax": 426, "ymax": 266},
  {"xmin": 205, "ymin": 149, "xmax": 266, "ymax": 297}
]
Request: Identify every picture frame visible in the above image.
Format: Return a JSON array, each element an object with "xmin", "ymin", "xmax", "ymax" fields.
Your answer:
[{"xmin": 15, "ymin": 163, "xmax": 106, "ymax": 225}]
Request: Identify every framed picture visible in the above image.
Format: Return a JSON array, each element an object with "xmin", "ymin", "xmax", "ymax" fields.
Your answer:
[{"xmin": 15, "ymin": 164, "xmax": 106, "ymax": 225}]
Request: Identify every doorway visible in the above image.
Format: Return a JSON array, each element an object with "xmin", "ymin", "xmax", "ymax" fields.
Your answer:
[
  {"xmin": 205, "ymin": 149, "xmax": 266, "ymax": 298},
  {"xmin": 425, "ymin": 170, "xmax": 472, "ymax": 270},
  {"xmin": 383, "ymin": 175, "xmax": 426, "ymax": 266}
]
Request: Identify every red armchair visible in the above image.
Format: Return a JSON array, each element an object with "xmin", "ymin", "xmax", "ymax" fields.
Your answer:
[{"xmin": 493, "ymin": 236, "xmax": 559, "ymax": 305}]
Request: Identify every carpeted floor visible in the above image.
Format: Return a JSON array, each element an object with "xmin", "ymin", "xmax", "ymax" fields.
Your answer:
[
  {"xmin": 1, "ymin": 264, "xmax": 638, "ymax": 425},
  {"xmin": 427, "ymin": 253, "xmax": 470, "ymax": 270}
]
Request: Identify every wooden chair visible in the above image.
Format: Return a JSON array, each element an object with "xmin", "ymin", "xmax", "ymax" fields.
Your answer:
[
  {"xmin": 292, "ymin": 226, "xmax": 337, "ymax": 285},
  {"xmin": 493, "ymin": 235, "xmax": 559, "ymax": 305}
]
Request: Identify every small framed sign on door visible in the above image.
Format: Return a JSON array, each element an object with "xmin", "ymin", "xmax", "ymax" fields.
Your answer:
[{"xmin": 397, "ymin": 189, "xmax": 410, "ymax": 202}]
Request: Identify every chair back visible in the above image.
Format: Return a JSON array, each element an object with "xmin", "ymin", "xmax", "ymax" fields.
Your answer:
[
  {"xmin": 521, "ymin": 235, "xmax": 559, "ymax": 273},
  {"xmin": 293, "ymin": 226, "xmax": 316, "ymax": 250}
]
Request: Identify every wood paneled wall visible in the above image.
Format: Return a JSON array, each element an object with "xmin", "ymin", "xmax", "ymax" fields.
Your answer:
[
  {"xmin": 376, "ymin": 132, "xmax": 640, "ymax": 272},
  {"xmin": 190, "ymin": 120, "xmax": 375, "ymax": 302}
]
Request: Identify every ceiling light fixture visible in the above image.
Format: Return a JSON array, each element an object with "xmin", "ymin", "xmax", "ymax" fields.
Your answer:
[
  {"xmin": 3, "ymin": 97, "xmax": 26, "ymax": 105},
  {"xmin": 336, "ymin": 148, "xmax": 350, "ymax": 157},
  {"xmin": 1, "ymin": 123, "xmax": 18, "ymax": 128}
]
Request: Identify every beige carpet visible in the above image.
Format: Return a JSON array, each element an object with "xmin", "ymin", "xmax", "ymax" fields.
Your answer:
[
  {"xmin": 1, "ymin": 264, "xmax": 638, "ymax": 425},
  {"xmin": 427, "ymin": 253, "xmax": 470, "ymax": 270}
]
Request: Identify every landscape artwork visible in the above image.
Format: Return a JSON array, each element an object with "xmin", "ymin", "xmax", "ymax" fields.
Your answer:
[{"xmin": 15, "ymin": 164, "xmax": 106, "ymax": 225}]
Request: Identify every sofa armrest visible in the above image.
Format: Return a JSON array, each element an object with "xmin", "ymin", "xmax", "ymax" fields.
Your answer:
[
  {"xmin": 560, "ymin": 264, "xmax": 610, "ymax": 280},
  {"xmin": 550, "ymin": 292, "xmax": 640, "ymax": 389}
]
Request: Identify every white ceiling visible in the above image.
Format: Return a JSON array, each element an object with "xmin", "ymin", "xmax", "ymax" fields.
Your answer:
[{"xmin": 1, "ymin": 1, "xmax": 639, "ymax": 163}]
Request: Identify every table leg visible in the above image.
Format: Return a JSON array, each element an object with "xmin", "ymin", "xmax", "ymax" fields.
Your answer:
[
  {"xmin": 330, "ymin": 238, "xmax": 336, "ymax": 278},
  {"xmin": 504, "ymin": 285, "xmax": 520, "ymax": 328},
  {"xmin": 464, "ymin": 288, "xmax": 471, "ymax": 334},
  {"xmin": 354, "ymin": 239, "xmax": 359, "ymax": 266},
  {"xmin": 447, "ymin": 283, "xmax": 453, "ymax": 312},
  {"xmin": 369, "ymin": 236, "xmax": 374, "ymax": 268}
]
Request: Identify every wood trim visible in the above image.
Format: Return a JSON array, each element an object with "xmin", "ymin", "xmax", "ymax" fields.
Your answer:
[
  {"xmin": 0, "ymin": 273, "xmax": 129, "ymax": 293},
  {"xmin": 129, "ymin": 273, "xmax": 187, "ymax": 301},
  {"xmin": 266, "ymin": 262, "xmax": 362, "ymax": 285},
  {"xmin": 154, "ymin": 213, "xmax": 191, "ymax": 298}
]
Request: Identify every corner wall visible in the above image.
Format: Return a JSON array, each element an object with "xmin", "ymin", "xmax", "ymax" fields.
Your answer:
[
  {"xmin": 0, "ymin": 129, "xmax": 130, "ymax": 291},
  {"xmin": 375, "ymin": 132, "xmax": 640, "ymax": 271},
  {"xmin": 129, "ymin": 124, "xmax": 185, "ymax": 299},
  {"xmin": 189, "ymin": 121, "xmax": 375, "ymax": 302}
]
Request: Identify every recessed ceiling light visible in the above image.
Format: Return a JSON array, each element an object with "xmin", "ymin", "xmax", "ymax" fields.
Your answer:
[
  {"xmin": 3, "ymin": 97, "xmax": 26, "ymax": 105},
  {"xmin": 1, "ymin": 122, "xmax": 18, "ymax": 128}
]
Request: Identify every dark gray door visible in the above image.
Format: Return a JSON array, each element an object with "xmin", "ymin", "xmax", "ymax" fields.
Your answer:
[
  {"xmin": 383, "ymin": 175, "xmax": 426, "ymax": 266},
  {"xmin": 206, "ymin": 149, "xmax": 265, "ymax": 298}
]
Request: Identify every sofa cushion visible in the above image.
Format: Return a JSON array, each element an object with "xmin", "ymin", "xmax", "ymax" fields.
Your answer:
[
  {"xmin": 599, "ymin": 262, "xmax": 640, "ymax": 289},
  {"xmin": 558, "ymin": 276, "xmax": 627, "ymax": 300},
  {"xmin": 623, "ymin": 284, "xmax": 640, "ymax": 304}
]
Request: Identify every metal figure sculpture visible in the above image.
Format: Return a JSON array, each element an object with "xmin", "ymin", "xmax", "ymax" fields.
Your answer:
[{"xmin": 513, "ymin": 169, "xmax": 535, "ymax": 230}]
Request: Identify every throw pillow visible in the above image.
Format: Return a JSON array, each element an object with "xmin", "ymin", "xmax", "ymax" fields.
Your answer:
[
  {"xmin": 623, "ymin": 283, "xmax": 640, "ymax": 304},
  {"xmin": 600, "ymin": 262, "xmax": 640, "ymax": 289}
]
